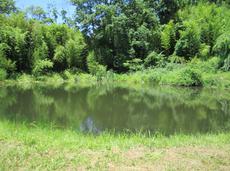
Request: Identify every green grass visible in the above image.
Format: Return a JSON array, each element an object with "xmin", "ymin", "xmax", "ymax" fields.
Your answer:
[
  {"xmin": 3, "ymin": 70, "xmax": 230, "ymax": 90},
  {"xmin": 0, "ymin": 121, "xmax": 230, "ymax": 170},
  {"xmin": 115, "ymin": 57, "xmax": 230, "ymax": 88},
  {"xmin": 111, "ymin": 69, "xmax": 230, "ymax": 89},
  {"xmin": 2, "ymin": 57, "xmax": 230, "ymax": 89}
]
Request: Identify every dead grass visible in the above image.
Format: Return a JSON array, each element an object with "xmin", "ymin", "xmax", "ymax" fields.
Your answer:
[{"xmin": 106, "ymin": 146, "xmax": 230, "ymax": 171}]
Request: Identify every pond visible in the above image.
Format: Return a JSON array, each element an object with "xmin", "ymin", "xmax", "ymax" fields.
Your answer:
[{"xmin": 0, "ymin": 84, "xmax": 230, "ymax": 135}]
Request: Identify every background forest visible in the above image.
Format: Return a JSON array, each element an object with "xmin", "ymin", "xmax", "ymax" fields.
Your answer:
[{"xmin": 0, "ymin": 0, "xmax": 230, "ymax": 86}]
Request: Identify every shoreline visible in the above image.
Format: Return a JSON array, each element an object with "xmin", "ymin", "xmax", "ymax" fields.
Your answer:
[{"xmin": 1, "ymin": 69, "xmax": 230, "ymax": 89}]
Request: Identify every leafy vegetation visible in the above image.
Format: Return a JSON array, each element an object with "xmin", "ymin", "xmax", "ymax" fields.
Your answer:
[
  {"xmin": 0, "ymin": 10, "xmax": 86, "ymax": 76},
  {"xmin": 0, "ymin": 0, "xmax": 229, "ymax": 87}
]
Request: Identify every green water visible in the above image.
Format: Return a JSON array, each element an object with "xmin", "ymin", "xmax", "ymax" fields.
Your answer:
[{"xmin": 0, "ymin": 84, "xmax": 229, "ymax": 135}]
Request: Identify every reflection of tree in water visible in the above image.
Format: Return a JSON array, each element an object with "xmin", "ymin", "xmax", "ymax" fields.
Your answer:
[
  {"xmin": 0, "ymin": 87, "xmax": 17, "ymax": 120},
  {"xmin": 85, "ymin": 86, "xmax": 230, "ymax": 135},
  {"xmin": 0, "ymin": 85, "xmax": 230, "ymax": 135},
  {"xmin": 0, "ymin": 86, "xmax": 89, "ymax": 129}
]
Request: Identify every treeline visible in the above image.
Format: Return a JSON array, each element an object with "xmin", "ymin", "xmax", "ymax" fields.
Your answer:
[
  {"xmin": 72, "ymin": 0, "xmax": 230, "ymax": 72},
  {"xmin": 0, "ymin": 0, "xmax": 230, "ymax": 80},
  {"xmin": 0, "ymin": 0, "xmax": 87, "ymax": 78}
]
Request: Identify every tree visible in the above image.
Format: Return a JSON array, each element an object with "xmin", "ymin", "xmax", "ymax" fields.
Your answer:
[
  {"xmin": 25, "ymin": 6, "xmax": 47, "ymax": 21},
  {"xmin": 0, "ymin": 0, "xmax": 17, "ymax": 14},
  {"xmin": 71, "ymin": 0, "xmax": 160, "ymax": 71},
  {"xmin": 47, "ymin": 3, "xmax": 59, "ymax": 23},
  {"xmin": 60, "ymin": 9, "xmax": 74, "ymax": 27},
  {"xmin": 154, "ymin": 0, "xmax": 181, "ymax": 24}
]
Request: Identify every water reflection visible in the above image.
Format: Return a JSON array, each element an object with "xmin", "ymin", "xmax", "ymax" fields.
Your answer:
[{"xmin": 0, "ymin": 84, "xmax": 229, "ymax": 135}]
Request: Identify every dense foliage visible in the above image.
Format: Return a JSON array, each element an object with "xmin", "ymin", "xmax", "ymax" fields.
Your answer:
[
  {"xmin": 71, "ymin": 0, "xmax": 230, "ymax": 72},
  {"xmin": 0, "ymin": 13, "xmax": 87, "ymax": 76},
  {"xmin": 0, "ymin": 0, "xmax": 230, "ymax": 83}
]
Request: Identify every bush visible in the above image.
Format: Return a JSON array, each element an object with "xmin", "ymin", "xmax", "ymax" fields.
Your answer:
[
  {"xmin": 124, "ymin": 58, "xmax": 143, "ymax": 72},
  {"xmin": 41, "ymin": 74, "xmax": 65, "ymax": 88},
  {"xmin": 199, "ymin": 44, "xmax": 210, "ymax": 59},
  {"xmin": 63, "ymin": 70, "xmax": 76, "ymax": 83},
  {"xmin": 77, "ymin": 73, "xmax": 97, "ymax": 86},
  {"xmin": 175, "ymin": 22, "xmax": 201, "ymax": 59},
  {"xmin": 32, "ymin": 59, "xmax": 53, "ymax": 76},
  {"xmin": 202, "ymin": 72, "xmax": 230, "ymax": 88},
  {"xmin": 182, "ymin": 67, "xmax": 202, "ymax": 86},
  {"xmin": 169, "ymin": 54, "xmax": 186, "ymax": 64},
  {"xmin": 161, "ymin": 66, "xmax": 202, "ymax": 86},
  {"xmin": 144, "ymin": 51, "xmax": 166, "ymax": 68},
  {"xmin": 222, "ymin": 54, "xmax": 230, "ymax": 71},
  {"xmin": 189, "ymin": 57, "xmax": 220, "ymax": 73},
  {"xmin": 87, "ymin": 51, "xmax": 107, "ymax": 77},
  {"xmin": 213, "ymin": 33, "xmax": 230, "ymax": 57},
  {"xmin": 213, "ymin": 33, "xmax": 230, "ymax": 69}
]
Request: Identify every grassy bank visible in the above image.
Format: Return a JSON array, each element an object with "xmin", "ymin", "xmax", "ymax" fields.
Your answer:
[
  {"xmin": 2, "ymin": 68, "xmax": 230, "ymax": 90},
  {"xmin": 0, "ymin": 121, "xmax": 230, "ymax": 170},
  {"xmin": 1, "ymin": 57, "xmax": 230, "ymax": 89}
]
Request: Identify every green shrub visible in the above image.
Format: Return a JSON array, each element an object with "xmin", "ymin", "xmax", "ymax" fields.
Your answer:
[
  {"xmin": 144, "ymin": 51, "xmax": 166, "ymax": 68},
  {"xmin": 165, "ymin": 62, "xmax": 183, "ymax": 71},
  {"xmin": 175, "ymin": 22, "xmax": 201, "ymax": 59},
  {"xmin": 77, "ymin": 73, "xmax": 97, "ymax": 86},
  {"xmin": 32, "ymin": 59, "xmax": 53, "ymax": 76},
  {"xmin": 87, "ymin": 51, "xmax": 107, "ymax": 77},
  {"xmin": 63, "ymin": 70, "xmax": 76, "ymax": 83},
  {"xmin": 213, "ymin": 33, "xmax": 230, "ymax": 69},
  {"xmin": 222, "ymin": 54, "xmax": 230, "ymax": 71},
  {"xmin": 124, "ymin": 58, "xmax": 143, "ymax": 72},
  {"xmin": 147, "ymin": 68, "xmax": 167, "ymax": 84},
  {"xmin": 14, "ymin": 74, "xmax": 35, "ymax": 90},
  {"xmin": 17, "ymin": 74, "xmax": 34, "ymax": 82},
  {"xmin": 169, "ymin": 54, "xmax": 186, "ymax": 64},
  {"xmin": 202, "ymin": 72, "xmax": 230, "ymax": 88},
  {"xmin": 161, "ymin": 66, "xmax": 202, "ymax": 86},
  {"xmin": 213, "ymin": 33, "xmax": 230, "ymax": 57},
  {"xmin": 199, "ymin": 44, "xmax": 210, "ymax": 59},
  {"xmin": 189, "ymin": 57, "xmax": 220, "ymax": 73},
  {"xmin": 182, "ymin": 68, "xmax": 202, "ymax": 86},
  {"xmin": 42, "ymin": 74, "xmax": 65, "ymax": 88}
]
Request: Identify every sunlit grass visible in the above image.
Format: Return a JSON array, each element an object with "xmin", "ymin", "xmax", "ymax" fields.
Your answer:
[{"xmin": 0, "ymin": 120, "xmax": 230, "ymax": 170}]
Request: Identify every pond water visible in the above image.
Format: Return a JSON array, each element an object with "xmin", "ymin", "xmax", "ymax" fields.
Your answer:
[{"xmin": 0, "ymin": 84, "xmax": 230, "ymax": 135}]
